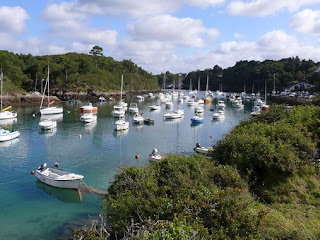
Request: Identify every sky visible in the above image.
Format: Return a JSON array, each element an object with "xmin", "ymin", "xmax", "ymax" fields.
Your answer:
[{"xmin": 1, "ymin": 0, "xmax": 320, "ymax": 74}]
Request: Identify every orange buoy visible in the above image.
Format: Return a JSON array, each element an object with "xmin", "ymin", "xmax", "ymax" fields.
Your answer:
[{"xmin": 135, "ymin": 154, "xmax": 140, "ymax": 159}]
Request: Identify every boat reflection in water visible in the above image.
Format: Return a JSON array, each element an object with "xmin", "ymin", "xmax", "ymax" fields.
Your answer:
[
  {"xmin": 0, "ymin": 137, "xmax": 20, "ymax": 148},
  {"xmin": 40, "ymin": 113, "xmax": 63, "ymax": 122},
  {"xmin": 113, "ymin": 129, "xmax": 129, "ymax": 138},
  {"xmin": 35, "ymin": 180, "xmax": 83, "ymax": 203},
  {"xmin": 38, "ymin": 127, "xmax": 57, "ymax": 137},
  {"xmin": 0, "ymin": 118, "xmax": 17, "ymax": 126},
  {"xmin": 84, "ymin": 120, "xmax": 97, "ymax": 133}
]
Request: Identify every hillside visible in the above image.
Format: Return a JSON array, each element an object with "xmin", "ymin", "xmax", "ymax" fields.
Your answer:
[{"xmin": 0, "ymin": 50, "xmax": 159, "ymax": 95}]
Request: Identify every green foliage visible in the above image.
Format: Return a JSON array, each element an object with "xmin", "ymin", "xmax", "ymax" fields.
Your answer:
[
  {"xmin": 212, "ymin": 105, "xmax": 320, "ymax": 204},
  {"xmin": 0, "ymin": 50, "xmax": 159, "ymax": 93},
  {"xmin": 104, "ymin": 156, "xmax": 263, "ymax": 239}
]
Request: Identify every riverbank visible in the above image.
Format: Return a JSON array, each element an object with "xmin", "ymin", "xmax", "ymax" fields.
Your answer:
[{"xmin": 1, "ymin": 89, "xmax": 161, "ymax": 106}]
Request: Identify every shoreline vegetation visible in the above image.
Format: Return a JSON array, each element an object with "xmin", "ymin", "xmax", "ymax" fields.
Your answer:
[{"xmin": 72, "ymin": 101, "xmax": 320, "ymax": 240}]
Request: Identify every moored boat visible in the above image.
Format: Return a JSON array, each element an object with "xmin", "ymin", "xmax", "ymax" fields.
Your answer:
[
  {"xmin": 33, "ymin": 163, "xmax": 84, "ymax": 189},
  {"xmin": 0, "ymin": 128, "xmax": 20, "ymax": 142}
]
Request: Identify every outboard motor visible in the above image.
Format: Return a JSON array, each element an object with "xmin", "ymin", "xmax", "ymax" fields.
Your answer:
[
  {"xmin": 196, "ymin": 143, "xmax": 201, "ymax": 148},
  {"xmin": 152, "ymin": 148, "xmax": 158, "ymax": 155},
  {"xmin": 38, "ymin": 163, "xmax": 47, "ymax": 171}
]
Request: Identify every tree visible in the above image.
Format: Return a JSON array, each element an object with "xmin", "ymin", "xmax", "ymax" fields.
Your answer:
[{"xmin": 89, "ymin": 45, "xmax": 103, "ymax": 67}]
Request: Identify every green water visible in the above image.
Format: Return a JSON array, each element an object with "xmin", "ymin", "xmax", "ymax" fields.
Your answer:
[{"xmin": 0, "ymin": 93, "xmax": 251, "ymax": 239}]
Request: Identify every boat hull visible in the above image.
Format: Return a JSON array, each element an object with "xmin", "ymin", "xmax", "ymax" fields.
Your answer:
[
  {"xmin": 0, "ymin": 111, "xmax": 17, "ymax": 120},
  {"xmin": 40, "ymin": 107, "xmax": 63, "ymax": 115},
  {"xmin": 0, "ymin": 131, "xmax": 20, "ymax": 142},
  {"xmin": 35, "ymin": 168, "xmax": 84, "ymax": 189}
]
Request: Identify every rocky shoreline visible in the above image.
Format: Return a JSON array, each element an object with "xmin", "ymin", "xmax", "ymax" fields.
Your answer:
[{"xmin": 1, "ymin": 89, "xmax": 161, "ymax": 106}]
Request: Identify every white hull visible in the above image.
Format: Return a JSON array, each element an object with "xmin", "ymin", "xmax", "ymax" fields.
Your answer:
[
  {"xmin": 80, "ymin": 114, "xmax": 97, "ymax": 123},
  {"xmin": 40, "ymin": 107, "xmax": 63, "ymax": 115},
  {"xmin": 35, "ymin": 168, "xmax": 84, "ymax": 189},
  {"xmin": 194, "ymin": 147, "xmax": 213, "ymax": 154},
  {"xmin": 149, "ymin": 105, "xmax": 161, "ymax": 110},
  {"xmin": 0, "ymin": 111, "xmax": 17, "ymax": 120},
  {"xmin": 39, "ymin": 120, "xmax": 57, "ymax": 130},
  {"xmin": 0, "ymin": 130, "xmax": 20, "ymax": 142},
  {"xmin": 115, "ymin": 119, "xmax": 129, "ymax": 131}
]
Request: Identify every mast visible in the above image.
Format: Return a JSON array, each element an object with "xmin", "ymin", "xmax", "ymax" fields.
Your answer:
[
  {"xmin": 163, "ymin": 72, "xmax": 166, "ymax": 93},
  {"xmin": 265, "ymin": 81, "xmax": 267, "ymax": 103},
  {"xmin": 273, "ymin": 74, "xmax": 275, "ymax": 92},
  {"xmin": 206, "ymin": 76, "xmax": 209, "ymax": 92},
  {"xmin": 120, "ymin": 74, "xmax": 123, "ymax": 102},
  {"xmin": 189, "ymin": 79, "xmax": 192, "ymax": 91},
  {"xmin": 197, "ymin": 77, "xmax": 200, "ymax": 99},
  {"xmin": 47, "ymin": 63, "xmax": 50, "ymax": 107}
]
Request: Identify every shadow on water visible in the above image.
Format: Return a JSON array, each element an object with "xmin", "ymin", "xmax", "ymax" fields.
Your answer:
[{"xmin": 35, "ymin": 180, "xmax": 83, "ymax": 204}]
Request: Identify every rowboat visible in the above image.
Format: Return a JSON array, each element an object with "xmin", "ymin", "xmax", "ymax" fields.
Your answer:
[
  {"xmin": 34, "ymin": 163, "xmax": 84, "ymax": 189},
  {"xmin": 0, "ymin": 128, "xmax": 20, "ymax": 142}
]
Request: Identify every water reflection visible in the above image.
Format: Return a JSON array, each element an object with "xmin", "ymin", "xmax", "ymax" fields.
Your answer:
[
  {"xmin": 0, "ymin": 118, "xmax": 17, "ymax": 126},
  {"xmin": 35, "ymin": 180, "xmax": 83, "ymax": 203},
  {"xmin": 163, "ymin": 118, "xmax": 183, "ymax": 125},
  {"xmin": 40, "ymin": 113, "xmax": 63, "ymax": 122},
  {"xmin": 0, "ymin": 138, "xmax": 20, "ymax": 148},
  {"xmin": 83, "ymin": 121, "xmax": 97, "ymax": 133},
  {"xmin": 113, "ymin": 129, "xmax": 129, "ymax": 138},
  {"xmin": 38, "ymin": 127, "xmax": 57, "ymax": 137}
]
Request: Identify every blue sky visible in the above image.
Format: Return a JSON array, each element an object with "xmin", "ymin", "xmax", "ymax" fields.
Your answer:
[{"xmin": 0, "ymin": 0, "xmax": 320, "ymax": 74}]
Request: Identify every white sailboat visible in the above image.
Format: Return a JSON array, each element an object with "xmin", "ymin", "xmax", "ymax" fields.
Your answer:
[
  {"xmin": 39, "ymin": 64, "xmax": 63, "ymax": 115},
  {"xmin": 0, "ymin": 70, "xmax": 18, "ymax": 120}
]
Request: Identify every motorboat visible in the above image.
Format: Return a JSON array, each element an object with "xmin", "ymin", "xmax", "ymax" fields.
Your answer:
[
  {"xmin": 175, "ymin": 109, "xmax": 184, "ymax": 116},
  {"xmin": 194, "ymin": 106, "xmax": 204, "ymax": 114},
  {"xmin": 39, "ymin": 64, "xmax": 63, "ymax": 115},
  {"xmin": 136, "ymin": 95, "xmax": 145, "ymax": 101},
  {"xmin": 33, "ymin": 163, "xmax": 84, "ymax": 189},
  {"xmin": 38, "ymin": 119, "xmax": 57, "ymax": 130},
  {"xmin": 164, "ymin": 111, "xmax": 183, "ymax": 120},
  {"xmin": 186, "ymin": 98, "xmax": 196, "ymax": 106},
  {"xmin": 112, "ymin": 105, "xmax": 125, "ymax": 118},
  {"xmin": 148, "ymin": 93, "xmax": 155, "ymax": 99},
  {"xmin": 133, "ymin": 113, "xmax": 144, "ymax": 124},
  {"xmin": 191, "ymin": 115, "xmax": 204, "ymax": 124},
  {"xmin": 0, "ymin": 128, "xmax": 20, "ymax": 142},
  {"xmin": 149, "ymin": 148, "xmax": 164, "ymax": 162},
  {"xmin": 233, "ymin": 99, "xmax": 244, "ymax": 108},
  {"xmin": 0, "ymin": 71, "xmax": 18, "ymax": 120},
  {"xmin": 212, "ymin": 110, "xmax": 225, "ymax": 120},
  {"xmin": 165, "ymin": 101, "xmax": 173, "ymax": 109},
  {"xmin": 149, "ymin": 105, "xmax": 161, "ymax": 111},
  {"xmin": 98, "ymin": 96, "xmax": 106, "ymax": 102},
  {"xmin": 217, "ymin": 100, "xmax": 226, "ymax": 109},
  {"xmin": 194, "ymin": 143, "xmax": 213, "ymax": 155},
  {"xmin": 251, "ymin": 106, "xmax": 261, "ymax": 116},
  {"xmin": 0, "ymin": 107, "xmax": 17, "ymax": 120},
  {"xmin": 114, "ymin": 117, "xmax": 129, "ymax": 131},
  {"xmin": 144, "ymin": 118, "xmax": 154, "ymax": 125},
  {"xmin": 80, "ymin": 103, "xmax": 98, "ymax": 114},
  {"xmin": 128, "ymin": 103, "xmax": 139, "ymax": 114},
  {"xmin": 197, "ymin": 99, "xmax": 204, "ymax": 105}
]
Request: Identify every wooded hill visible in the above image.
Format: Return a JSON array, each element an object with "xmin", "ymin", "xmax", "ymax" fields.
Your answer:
[
  {"xmin": 156, "ymin": 57, "xmax": 320, "ymax": 93},
  {"xmin": 0, "ymin": 50, "xmax": 159, "ymax": 95}
]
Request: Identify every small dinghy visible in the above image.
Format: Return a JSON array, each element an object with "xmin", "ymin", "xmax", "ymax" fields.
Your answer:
[
  {"xmin": 194, "ymin": 143, "xmax": 213, "ymax": 155},
  {"xmin": 32, "ymin": 163, "xmax": 84, "ymax": 189},
  {"xmin": 149, "ymin": 148, "xmax": 164, "ymax": 162},
  {"xmin": 0, "ymin": 128, "xmax": 20, "ymax": 142}
]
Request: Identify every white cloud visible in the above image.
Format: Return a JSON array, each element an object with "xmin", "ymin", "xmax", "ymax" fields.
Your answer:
[
  {"xmin": 42, "ymin": 3, "xmax": 118, "ymax": 48},
  {"xmin": 0, "ymin": 6, "xmax": 29, "ymax": 34},
  {"xmin": 227, "ymin": 0, "xmax": 320, "ymax": 17},
  {"xmin": 234, "ymin": 33, "xmax": 244, "ymax": 38},
  {"xmin": 291, "ymin": 9, "xmax": 320, "ymax": 35},
  {"xmin": 128, "ymin": 15, "xmax": 219, "ymax": 48},
  {"xmin": 75, "ymin": 0, "xmax": 225, "ymax": 17}
]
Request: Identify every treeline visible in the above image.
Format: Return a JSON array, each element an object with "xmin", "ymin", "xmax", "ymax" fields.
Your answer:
[
  {"xmin": 73, "ymin": 101, "xmax": 320, "ymax": 239},
  {"xmin": 156, "ymin": 57, "xmax": 320, "ymax": 93},
  {"xmin": 0, "ymin": 50, "xmax": 159, "ymax": 94}
]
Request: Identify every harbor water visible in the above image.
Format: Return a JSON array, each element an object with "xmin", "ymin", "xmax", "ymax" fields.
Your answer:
[{"xmin": 0, "ymin": 92, "xmax": 252, "ymax": 239}]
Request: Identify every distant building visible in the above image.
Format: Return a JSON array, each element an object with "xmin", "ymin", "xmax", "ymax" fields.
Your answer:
[{"xmin": 288, "ymin": 82, "xmax": 314, "ymax": 91}]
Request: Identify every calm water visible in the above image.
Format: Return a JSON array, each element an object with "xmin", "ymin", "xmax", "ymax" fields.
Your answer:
[{"xmin": 0, "ymin": 91, "xmax": 252, "ymax": 239}]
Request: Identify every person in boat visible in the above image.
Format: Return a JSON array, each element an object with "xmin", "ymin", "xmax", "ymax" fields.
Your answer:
[
  {"xmin": 196, "ymin": 142, "xmax": 201, "ymax": 148},
  {"xmin": 151, "ymin": 148, "xmax": 158, "ymax": 155}
]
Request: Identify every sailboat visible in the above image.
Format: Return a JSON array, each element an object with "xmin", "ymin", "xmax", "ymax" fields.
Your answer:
[
  {"xmin": 197, "ymin": 77, "xmax": 204, "ymax": 105},
  {"xmin": 112, "ymin": 74, "xmax": 127, "ymax": 117},
  {"xmin": 204, "ymin": 76, "xmax": 212, "ymax": 103},
  {"xmin": 0, "ymin": 70, "xmax": 18, "ymax": 120},
  {"xmin": 39, "ymin": 64, "xmax": 63, "ymax": 115}
]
